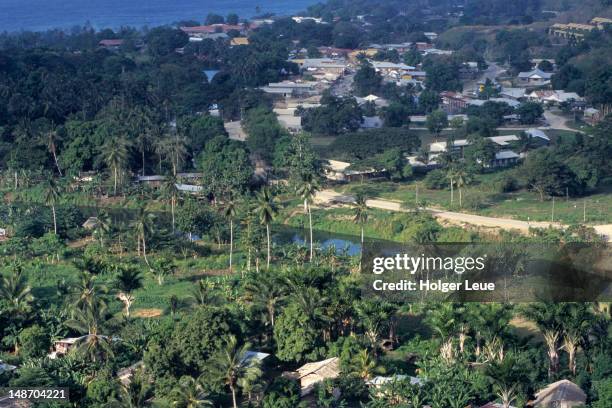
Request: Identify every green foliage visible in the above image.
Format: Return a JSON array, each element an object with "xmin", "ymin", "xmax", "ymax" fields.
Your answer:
[
  {"xmin": 326, "ymin": 128, "xmax": 420, "ymax": 161},
  {"xmin": 301, "ymin": 96, "xmax": 363, "ymax": 135},
  {"xmin": 17, "ymin": 324, "xmax": 50, "ymax": 359},
  {"xmin": 354, "ymin": 62, "xmax": 383, "ymax": 97},
  {"xmin": 274, "ymin": 302, "xmax": 324, "ymax": 363}
]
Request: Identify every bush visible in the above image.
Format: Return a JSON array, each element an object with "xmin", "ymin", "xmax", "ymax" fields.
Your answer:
[
  {"xmin": 18, "ymin": 325, "xmax": 51, "ymax": 359},
  {"xmin": 423, "ymin": 169, "xmax": 448, "ymax": 190}
]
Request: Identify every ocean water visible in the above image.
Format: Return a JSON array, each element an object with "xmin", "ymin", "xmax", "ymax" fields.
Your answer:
[{"xmin": 0, "ymin": 0, "xmax": 317, "ymax": 33}]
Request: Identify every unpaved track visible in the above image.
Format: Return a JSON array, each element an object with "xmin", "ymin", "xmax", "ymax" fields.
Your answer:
[{"xmin": 314, "ymin": 190, "xmax": 610, "ymax": 240}]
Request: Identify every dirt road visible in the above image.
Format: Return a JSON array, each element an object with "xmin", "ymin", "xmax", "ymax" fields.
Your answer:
[{"xmin": 315, "ymin": 190, "xmax": 610, "ymax": 240}]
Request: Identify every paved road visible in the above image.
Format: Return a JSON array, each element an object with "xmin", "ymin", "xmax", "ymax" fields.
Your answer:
[
  {"xmin": 464, "ymin": 61, "xmax": 506, "ymax": 93},
  {"xmin": 315, "ymin": 190, "xmax": 611, "ymax": 241},
  {"xmin": 543, "ymin": 110, "xmax": 585, "ymax": 133}
]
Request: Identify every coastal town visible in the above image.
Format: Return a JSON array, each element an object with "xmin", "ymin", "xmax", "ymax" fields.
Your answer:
[{"xmin": 0, "ymin": 0, "xmax": 611, "ymax": 407}]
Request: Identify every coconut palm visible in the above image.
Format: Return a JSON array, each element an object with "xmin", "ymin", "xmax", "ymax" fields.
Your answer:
[
  {"xmin": 353, "ymin": 194, "xmax": 368, "ymax": 272},
  {"xmin": 93, "ymin": 211, "xmax": 112, "ymax": 248},
  {"xmin": 100, "ymin": 136, "xmax": 130, "ymax": 195},
  {"xmin": 254, "ymin": 188, "xmax": 278, "ymax": 269},
  {"xmin": 190, "ymin": 279, "xmax": 219, "ymax": 307},
  {"xmin": 350, "ymin": 349, "xmax": 376, "ymax": 380},
  {"xmin": 296, "ymin": 173, "xmax": 321, "ymax": 262},
  {"xmin": 111, "ymin": 367, "xmax": 154, "ymax": 408},
  {"xmin": 155, "ymin": 134, "xmax": 188, "ymax": 176},
  {"xmin": 0, "ymin": 262, "xmax": 33, "ymax": 316},
  {"xmin": 65, "ymin": 304, "xmax": 113, "ymax": 362},
  {"xmin": 72, "ymin": 271, "xmax": 107, "ymax": 312},
  {"xmin": 161, "ymin": 173, "xmax": 179, "ymax": 233},
  {"xmin": 244, "ymin": 269, "xmax": 285, "ymax": 328},
  {"xmin": 132, "ymin": 207, "xmax": 155, "ymax": 266},
  {"xmin": 207, "ymin": 335, "xmax": 262, "ymax": 408},
  {"xmin": 446, "ymin": 167, "xmax": 457, "ymax": 206},
  {"xmin": 454, "ymin": 167, "xmax": 471, "ymax": 208},
  {"xmin": 41, "ymin": 123, "xmax": 63, "ymax": 176},
  {"xmin": 171, "ymin": 376, "xmax": 213, "ymax": 408},
  {"xmin": 222, "ymin": 198, "xmax": 238, "ymax": 273},
  {"xmin": 115, "ymin": 265, "xmax": 143, "ymax": 317},
  {"xmin": 43, "ymin": 176, "xmax": 61, "ymax": 235}
]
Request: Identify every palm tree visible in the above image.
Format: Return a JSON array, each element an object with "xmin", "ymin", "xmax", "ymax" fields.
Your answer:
[
  {"xmin": 115, "ymin": 265, "xmax": 143, "ymax": 317},
  {"xmin": 72, "ymin": 271, "xmax": 107, "ymax": 312},
  {"xmin": 190, "ymin": 279, "xmax": 219, "ymax": 307},
  {"xmin": 112, "ymin": 367, "xmax": 154, "ymax": 408},
  {"xmin": 207, "ymin": 335, "xmax": 262, "ymax": 408},
  {"xmin": 244, "ymin": 270, "xmax": 285, "ymax": 328},
  {"xmin": 171, "ymin": 376, "xmax": 213, "ymax": 408},
  {"xmin": 100, "ymin": 136, "xmax": 130, "ymax": 195},
  {"xmin": 446, "ymin": 167, "xmax": 457, "ymax": 206},
  {"xmin": 132, "ymin": 207, "xmax": 155, "ymax": 266},
  {"xmin": 254, "ymin": 188, "xmax": 278, "ymax": 269},
  {"xmin": 41, "ymin": 123, "xmax": 63, "ymax": 176},
  {"xmin": 296, "ymin": 174, "xmax": 321, "ymax": 262},
  {"xmin": 0, "ymin": 262, "xmax": 33, "ymax": 316},
  {"xmin": 222, "ymin": 198, "xmax": 238, "ymax": 273},
  {"xmin": 155, "ymin": 133, "xmax": 188, "ymax": 176},
  {"xmin": 350, "ymin": 349, "xmax": 376, "ymax": 380},
  {"xmin": 93, "ymin": 211, "xmax": 112, "ymax": 247},
  {"xmin": 161, "ymin": 173, "xmax": 179, "ymax": 233},
  {"xmin": 65, "ymin": 304, "xmax": 113, "ymax": 362},
  {"xmin": 43, "ymin": 176, "xmax": 61, "ymax": 235},
  {"xmin": 353, "ymin": 194, "xmax": 368, "ymax": 272},
  {"xmin": 454, "ymin": 167, "xmax": 471, "ymax": 208}
]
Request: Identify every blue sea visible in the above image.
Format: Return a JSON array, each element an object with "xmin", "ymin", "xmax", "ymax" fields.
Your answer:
[{"xmin": 0, "ymin": 0, "xmax": 318, "ymax": 33}]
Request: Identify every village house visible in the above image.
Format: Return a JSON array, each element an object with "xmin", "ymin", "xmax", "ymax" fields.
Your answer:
[
  {"xmin": 180, "ymin": 24, "xmax": 246, "ymax": 39},
  {"xmin": 98, "ymin": 39, "xmax": 124, "ymax": 50},
  {"xmin": 187, "ymin": 32, "xmax": 228, "ymax": 42},
  {"xmin": 428, "ymin": 135, "xmax": 523, "ymax": 168},
  {"xmin": 527, "ymin": 90, "xmax": 584, "ymax": 105},
  {"xmin": 283, "ymin": 357, "xmax": 341, "ymax": 397},
  {"xmin": 292, "ymin": 16, "xmax": 326, "ymax": 24},
  {"xmin": 532, "ymin": 379, "xmax": 586, "ymax": 408},
  {"xmin": 0, "ymin": 227, "xmax": 7, "ymax": 241},
  {"xmin": 230, "ymin": 37, "xmax": 249, "ymax": 46},
  {"xmin": 549, "ymin": 23, "xmax": 596, "ymax": 40},
  {"xmin": 584, "ymin": 107, "xmax": 603, "ymax": 125},
  {"xmin": 294, "ymin": 58, "xmax": 349, "ymax": 75},
  {"xmin": 260, "ymin": 81, "xmax": 318, "ymax": 98},
  {"xmin": 324, "ymin": 160, "xmax": 386, "ymax": 182},
  {"xmin": 316, "ymin": 46, "xmax": 352, "ymax": 58},
  {"xmin": 117, "ymin": 361, "xmax": 144, "ymax": 386},
  {"xmin": 500, "ymin": 87, "xmax": 527, "ymax": 100},
  {"xmin": 82, "ymin": 217, "xmax": 99, "ymax": 230},
  {"xmin": 491, "ymin": 150, "xmax": 520, "ymax": 167},
  {"xmin": 423, "ymin": 32, "xmax": 438, "ymax": 41},
  {"xmin": 518, "ymin": 69, "xmax": 553, "ymax": 87},
  {"xmin": 440, "ymin": 91, "xmax": 471, "ymax": 114},
  {"xmin": 371, "ymin": 61, "xmax": 416, "ymax": 79}
]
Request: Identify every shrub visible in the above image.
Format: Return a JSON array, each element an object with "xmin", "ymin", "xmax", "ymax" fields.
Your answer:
[{"xmin": 423, "ymin": 169, "xmax": 448, "ymax": 190}]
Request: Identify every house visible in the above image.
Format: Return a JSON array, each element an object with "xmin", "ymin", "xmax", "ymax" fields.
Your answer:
[
  {"xmin": 324, "ymin": 160, "xmax": 386, "ymax": 182},
  {"xmin": 424, "ymin": 32, "xmax": 438, "ymax": 41},
  {"xmin": 230, "ymin": 37, "xmax": 249, "ymax": 46},
  {"xmin": 82, "ymin": 217, "xmax": 99, "ymax": 230},
  {"xmin": 180, "ymin": 24, "xmax": 245, "ymax": 37},
  {"xmin": 591, "ymin": 17, "xmax": 612, "ymax": 29},
  {"xmin": 491, "ymin": 150, "xmax": 520, "ymax": 167},
  {"xmin": 98, "ymin": 39, "xmax": 124, "ymax": 49},
  {"xmin": 525, "ymin": 128, "xmax": 550, "ymax": 144},
  {"xmin": 187, "ymin": 32, "xmax": 228, "ymax": 42},
  {"xmin": 528, "ymin": 90, "xmax": 583, "ymax": 105},
  {"xmin": 117, "ymin": 361, "xmax": 144, "ymax": 386},
  {"xmin": 283, "ymin": 357, "xmax": 341, "ymax": 396},
  {"xmin": 480, "ymin": 403, "xmax": 516, "ymax": 408},
  {"xmin": 549, "ymin": 23, "xmax": 596, "ymax": 40},
  {"xmin": 295, "ymin": 58, "xmax": 348, "ymax": 75},
  {"xmin": 175, "ymin": 184, "xmax": 203, "ymax": 194},
  {"xmin": 240, "ymin": 351, "xmax": 271, "ymax": 365},
  {"xmin": 48, "ymin": 335, "xmax": 90, "ymax": 358},
  {"xmin": 371, "ymin": 61, "xmax": 415, "ymax": 77},
  {"xmin": 518, "ymin": 69, "xmax": 553, "ymax": 86},
  {"xmin": 136, "ymin": 175, "xmax": 165, "ymax": 187},
  {"xmin": 467, "ymin": 97, "xmax": 521, "ymax": 108},
  {"xmin": 261, "ymin": 81, "xmax": 318, "ymax": 97},
  {"xmin": 317, "ymin": 47, "xmax": 353, "ymax": 58},
  {"xmin": 532, "ymin": 379, "xmax": 586, "ymax": 408},
  {"xmin": 584, "ymin": 107, "xmax": 602, "ymax": 125},
  {"xmin": 500, "ymin": 87, "xmax": 527, "ymax": 100},
  {"xmin": 0, "ymin": 228, "xmax": 7, "ymax": 241},
  {"xmin": 0, "ymin": 360, "xmax": 16, "ymax": 374},
  {"xmin": 367, "ymin": 375, "xmax": 422, "ymax": 388},
  {"xmin": 440, "ymin": 91, "xmax": 470, "ymax": 114},
  {"xmin": 292, "ymin": 16, "xmax": 326, "ymax": 24}
]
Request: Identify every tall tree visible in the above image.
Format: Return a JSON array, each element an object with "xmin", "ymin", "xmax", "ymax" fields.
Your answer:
[
  {"xmin": 222, "ymin": 198, "xmax": 238, "ymax": 273},
  {"xmin": 296, "ymin": 174, "xmax": 321, "ymax": 262},
  {"xmin": 353, "ymin": 194, "xmax": 368, "ymax": 272},
  {"xmin": 114, "ymin": 265, "xmax": 143, "ymax": 317},
  {"xmin": 43, "ymin": 176, "xmax": 61, "ymax": 235},
  {"xmin": 207, "ymin": 335, "xmax": 262, "ymax": 408},
  {"xmin": 161, "ymin": 173, "xmax": 179, "ymax": 233},
  {"xmin": 254, "ymin": 188, "xmax": 278, "ymax": 269},
  {"xmin": 132, "ymin": 207, "xmax": 155, "ymax": 266},
  {"xmin": 100, "ymin": 136, "xmax": 130, "ymax": 195}
]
